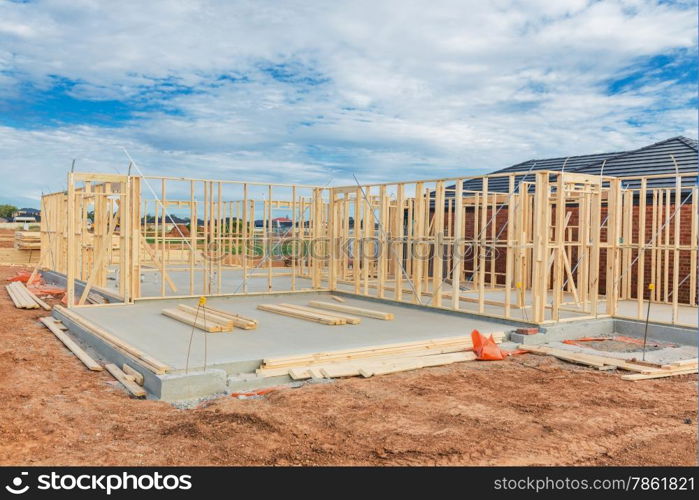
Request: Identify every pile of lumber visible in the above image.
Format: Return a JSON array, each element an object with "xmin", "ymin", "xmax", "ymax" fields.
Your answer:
[
  {"xmin": 0, "ymin": 248, "xmax": 40, "ymax": 265},
  {"xmin": 162, "ymin": 304, "xmax": 257, "ymax": 332},
  {"xmin": 14, "ymin": 231, "xmax": 40, "ymax": 250},
  {"xmin": 5, "ymin": 281, "xmax": 51, "ymax": 310},
  {"xmin": 519, "ymin": 345, "xmax": 698, "ymax": 381},
  {"xmin": 257, "ymin": 303, "xmax": 361, "ymax": 325},
  {"xmin": 39, "ymin": 317, "xmax": 145, "ymax": 398},
  {"xmin": 54, "ymin": 305, "xmax": 169, "ymax": 375},
  {"xmin": 256, "ymin": 301, "xmax": 393, "ymax": 325},
  {"xmin": 256, "ymin": 332, "xmax": 504, "ymax": 379}
]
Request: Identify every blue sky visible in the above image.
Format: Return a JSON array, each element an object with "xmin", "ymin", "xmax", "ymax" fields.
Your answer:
[{"xmin": 0, "ymin": 0, "xmax": 696, "ymax": 208}]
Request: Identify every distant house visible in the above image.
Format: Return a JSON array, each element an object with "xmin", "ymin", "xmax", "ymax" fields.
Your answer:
[
  {"xmin": 272, "ymin": 217, "xmax": 293, "ymax": 230},
  {"xmin": 453, "ymin": 136, "xmax": 697, "ymax": 194},
  {"xmin": 12, "ymin": 207, "xmax": 40, "ymax": 223}
]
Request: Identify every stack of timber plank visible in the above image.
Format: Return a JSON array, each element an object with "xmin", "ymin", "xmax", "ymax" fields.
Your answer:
[
  {"xmin": 257, "ymin": 303, "xmax": 362, "ymax": 325},
  {"xmin": 39, "ymin": 317, "xmax": 102, "ymax": 371},
  {"xmin": 256, "ymin": 332, "xmax": 504, "ymax": 379},
  {"xmin": 307, "ymin": 300, "xmax": 394, "ymax": 320},
  {"xmin": 162, "ymin": 304, "xmax": 258, "ymax": 332},
  {"xmin": 199, "ymin": 305, "xmax": 258, "ymax": 329},
  {"xmin": 54, "ymin": 305, "xmax": 170, "ymax": 375},
  {"xmin": 162, "ymin": 305, "xmax": 233, "ymax": 332},
  {"xmin": 5, "ymin": 281, "xmax": 51, "ymax": 310},
  {"xmin": 14, "ymin": 231, "xmax": 41, "ymax": 250},
  {"xmin": 0, "ymin": 248, "xmax": 40, "ymax": 265},
  {"xmin": 519, "ymin": 345, "xmax": 698, "ymax": 381}
]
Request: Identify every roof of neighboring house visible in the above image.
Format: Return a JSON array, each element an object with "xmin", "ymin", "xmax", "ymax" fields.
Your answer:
[
  {"xmin": 16, "ymin": 207, "xmax": 40, "ymax": 214},
  {"xmin": 455, "ymin": 136, "xmax": 698, "ymax": 194}
]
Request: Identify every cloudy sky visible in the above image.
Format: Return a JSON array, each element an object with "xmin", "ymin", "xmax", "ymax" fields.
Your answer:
[{"xmin": 0, "ymin": 0, "xmax": 696, "ymax": 207}]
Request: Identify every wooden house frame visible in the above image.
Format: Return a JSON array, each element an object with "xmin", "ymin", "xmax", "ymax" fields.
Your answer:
[{"xmin": 39, "ymin": 169, "xmax": 698, "ymax": 327}]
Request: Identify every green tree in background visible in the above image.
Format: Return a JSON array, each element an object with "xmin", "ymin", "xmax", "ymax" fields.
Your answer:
[{"xmin": 0, "ymin": 204, "xmax": 17, "ymax": 219}]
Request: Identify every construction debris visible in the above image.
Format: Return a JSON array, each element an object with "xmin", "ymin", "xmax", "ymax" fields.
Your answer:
[
  {"xmin": 519, "ymin": 344, "xmax": 698, "ymax": 381},
  {"xmin": 5, "ymin": 281, "xmax": 50, "ymax": 310},
  {"xmin": 256, "ymin": 332, "xmax": 504, "ymax": 379}
]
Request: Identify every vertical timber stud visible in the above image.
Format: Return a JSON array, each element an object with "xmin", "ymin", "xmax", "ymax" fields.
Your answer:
[
  {"xmin": 672, "ymin": 176, "xmax": 681, "ymax": 323},
  {"xmin": 552, "ymin": 174, "xmax": 566, "ymax": 321},
  {"xmin": 312, "ymin": 187, "xmax": 322, "ymax": 289},
  {"xmin": 452, "ymin": 179, "xmax": 464, "ymax": 311},
  {"xmin": 189, "ymin": 180, "xmax": 196, "ymax": 296},
  {"xmin": 504, "ymin": 175, "xmax": 514, "ymax": 318},
  {"xmin": 66, "ymin": 172, "xmax": 76, "ymax": 307},
  {"xmin": 413, "ymin": 182, "xmax": 425, "ymax": 302},
  {"xmin": 354, "ymin": 187, "xmax": 361, "ymax": 295},
  {"xmin": 532, "ymin": 172, "xmax": 549, "ymax": 323},
  {"xmin": 606, "ymin": 178, "xmax": 621, "ymax": 317},
  {"xmin": 637, "ymin": 178, "xmax": 647, "ymax": 317},
  {"xmin": 395, "ymin": 184, "xmax": 405, "ymax": 302},
  {"xmin": 327, "ymin": 188, "xmax": 336, "ymax": 291},
  {"xmin": 433, "ymin": 181, "xmax": 445, "ymax": 307},
  {"xmin": 478, "ymin": 178, "xmax": 488, "ymax": 313},
  {"xmin": 362, "ymin": 187, "xmax": 371, "ymax": 296}
]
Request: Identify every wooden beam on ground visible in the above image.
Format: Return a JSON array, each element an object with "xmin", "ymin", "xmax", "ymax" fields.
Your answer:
[
  {"xmin": 39, "ymin": 317, "xmax": 103, "ymax": 371},
  {"xmin": 54, "ymin": 305, "xmax": 170, "ymax": 374},
  {"xmin": 122, "ymin": 364, "xmax": 144, "ymax": 385},
  {"xmin": 519, "ymin": 345, "xmax": 666, "ymax": 373},
  {"xmin": 105, "ymin": 363, "xmax": 146, "ymax": 397},
  {"xmin": 621, "ymin": 367, "xmax": 698, "ymax": 381},
  {"xmin": 18, "ymin": 282, "xmax": 51, "ymax": 310}
]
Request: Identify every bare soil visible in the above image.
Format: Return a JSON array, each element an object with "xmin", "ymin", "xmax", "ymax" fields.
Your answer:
[
  {"xmin": 0, "ymin": 265, "xmax": 695, "ymax": 466},
  {"xmin": 0, "ymin": 229, "xmax": 14, "ymax": 248}
]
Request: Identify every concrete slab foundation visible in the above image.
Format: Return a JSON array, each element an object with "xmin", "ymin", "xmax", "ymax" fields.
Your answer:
[{"xmin": 52, "ymin": 288, "xmax": 697, "ymax": 403}]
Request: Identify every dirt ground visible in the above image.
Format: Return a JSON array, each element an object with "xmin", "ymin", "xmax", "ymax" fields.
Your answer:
[
  {"xmin": 0, "ymin": 228, "xmax": 14, "ymax": 248},
  {"xmin": 0, "ymin": 265, "xmax": 696, "ymax": 466}
]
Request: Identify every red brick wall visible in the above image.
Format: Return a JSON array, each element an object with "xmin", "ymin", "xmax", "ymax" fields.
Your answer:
[{"xmin": 439, "ymin": 202, "xmax": 696, "ymax": 305}]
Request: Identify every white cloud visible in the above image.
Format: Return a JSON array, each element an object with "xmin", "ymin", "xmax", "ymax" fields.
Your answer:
[{"xmin": 0, "ymin": 0, "xmax": 696, "ymax": 206}]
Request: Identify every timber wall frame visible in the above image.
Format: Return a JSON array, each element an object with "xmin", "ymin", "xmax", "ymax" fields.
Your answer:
[{"xmin": 40, "ymin": 170, "xmax": 698, "ymax": 327}]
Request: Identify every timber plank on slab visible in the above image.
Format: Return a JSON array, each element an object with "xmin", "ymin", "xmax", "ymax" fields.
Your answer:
[
  {"xmin": 279, "ymin": 303, "xmax": 361, "ymax": 324},
  {"xmin": 162, "ymin": 308, "xmax": 231, "ymax": 332},
  {"xmin": 176, "ymin": 305, "xmax": 235, "ymax": 329},
  {"xmin": 307, "ymin": 300, "xmax": 394, "ymax": 320},
  {"xmin": 257, "ymin": 304, "xmax": 346, "ymax": 325}
]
